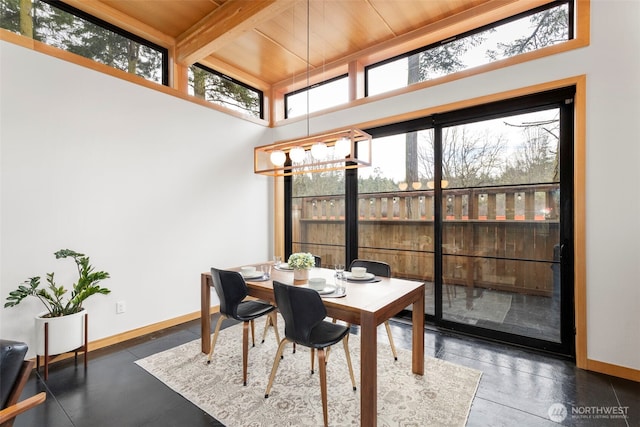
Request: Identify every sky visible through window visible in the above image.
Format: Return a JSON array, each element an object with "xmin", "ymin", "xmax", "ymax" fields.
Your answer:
[{"xmin": 286, "ymin": 76, "xmax": 349, "ymax": 118}]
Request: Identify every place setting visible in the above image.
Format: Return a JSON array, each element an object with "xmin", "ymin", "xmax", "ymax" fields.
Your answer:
[
  {"xmin": 239, "ymin": 265, "xmax": 270, "ymax": 281},
  {"xmin": 304, "ymin": 276, "xmax": 346, "ymax": 298},
  {"xmin": 344, "ymin": 266, "xmax": 381, "ymax": 283},
  {"xmin": 272, "ymin": 256, "xmax": 293, "ymax": 271}
]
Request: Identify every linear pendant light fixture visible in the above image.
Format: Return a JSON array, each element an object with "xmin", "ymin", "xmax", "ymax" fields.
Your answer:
[
  {"xmin": 253, "ymin": 0, "xmax": 372, "ymax": 177},
  {"xmin": 254, "ymin": 127, "xmax": 372, "ymax": 176}
]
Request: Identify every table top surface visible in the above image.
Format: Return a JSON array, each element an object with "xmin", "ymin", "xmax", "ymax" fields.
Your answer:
[{"xmin": 205, "ymin": 265, "xmax": 425, "ymax": 315}]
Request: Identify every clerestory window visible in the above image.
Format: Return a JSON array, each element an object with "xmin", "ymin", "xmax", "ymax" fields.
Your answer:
[
  {"xmin": 367, "ymin": 1, "xmax": 573, "ymax": 96},
  {"xmin": 284, "ymin": 74, "xmax": 348, "ymax": 119},
  {"xmin": 188, "ymin": 64, "xmax": 263, "ymax": 120},
  {"xmin": 0, "ymin": 0, "xmax": 168, "ymax": 85}
]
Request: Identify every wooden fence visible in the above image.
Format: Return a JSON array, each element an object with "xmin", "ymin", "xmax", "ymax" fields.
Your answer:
[{"xmin": 293, "ymin": 184, "xmax": 560, "ymax": 296}]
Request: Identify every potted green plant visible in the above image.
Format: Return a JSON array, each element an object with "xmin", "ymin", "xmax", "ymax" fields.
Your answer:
[
  {"xmin": 4, "ymin": 249, "xmax": 110, "ymax": 355},
  {"xmin": 287, "ymin": 252, "xmax": 316, "ymax": 281}
]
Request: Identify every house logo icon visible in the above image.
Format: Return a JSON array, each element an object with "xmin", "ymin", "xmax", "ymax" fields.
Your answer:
[{"xmin": 548, "ymin": 403, "xmax": 568, "ymax": 422}]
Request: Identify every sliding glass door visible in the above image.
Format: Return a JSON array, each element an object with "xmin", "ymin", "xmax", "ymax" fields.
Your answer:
[
  {"xmin": 285, "ymin": 87, "xmax": 575, "ymax": 357},
  {"xmin": 439, "ymin": 108, "xmax": 566, "ymax": 345}
]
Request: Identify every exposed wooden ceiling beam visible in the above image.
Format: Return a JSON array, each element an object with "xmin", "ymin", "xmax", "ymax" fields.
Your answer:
[{"xmin": 175, "ymin": 0, "xmax": 293, "ymax": 66}]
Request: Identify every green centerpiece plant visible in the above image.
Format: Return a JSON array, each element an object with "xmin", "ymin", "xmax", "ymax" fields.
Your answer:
[
  {"xmin": 287, "ymin": 252, "xmax": 315, "ymax": 270},
  {"xmin": 287, "ymin": 252, "xmax": 315, "ymax": 282}
]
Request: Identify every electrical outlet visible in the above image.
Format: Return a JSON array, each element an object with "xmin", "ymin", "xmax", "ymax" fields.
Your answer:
[{"xmin": 116, "ymin": 301, "xmax": 126, "ymax": 314}]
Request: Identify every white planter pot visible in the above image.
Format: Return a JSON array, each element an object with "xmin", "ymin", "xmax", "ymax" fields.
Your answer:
[
  {"xmin": 293, "ymin": 268, "xmax": 309, "ymax": 281},
  {"xmin": 34, "ymin": 309, "xmax": 86, "ymax": 356}
]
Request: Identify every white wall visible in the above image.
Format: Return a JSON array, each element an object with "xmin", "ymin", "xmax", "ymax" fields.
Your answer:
[
  {"xmin": 0, "ymin": 42, "xmax": 273, "ymax": 357},
  {"xmin": 1, "ymin": 0, "xmax": 638, "ymax": 371},
  {"xmin": 274, "ymin": 0, "xmax": 640, "ymax": 371},
  {"xmin": 583, "ymin": 0, "xmax": 640, "ymax": 371}
]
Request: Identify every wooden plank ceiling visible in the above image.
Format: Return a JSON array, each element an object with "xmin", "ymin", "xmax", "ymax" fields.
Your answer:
[{"xmin": 96, "ymin": 0, "xmax": 492, "ymax": 87}]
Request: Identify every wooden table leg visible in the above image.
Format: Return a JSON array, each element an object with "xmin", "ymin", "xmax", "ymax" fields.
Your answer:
[
  {"xmin": 360, "ymin": 311, "xmax": 377, "ymax": 427},
  {"xmin": 412, "ymin": 285, "xmax": 425, "ymax": 375},
  {"xmin": 201, "ymin": 273, "xmax": 211, "ymax": 354}
]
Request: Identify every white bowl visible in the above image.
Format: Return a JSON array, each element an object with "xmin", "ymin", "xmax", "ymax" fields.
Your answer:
[
  {"xmin": 240, "ymin": 266, "xmax": 256, "ymax": 276},
  {"xmin": 351, "ymin": 267, "xmax": 367, "ymax": 278},
  {"xmin": 308, "ymin": 277, "xmax": 326, "ymax": 290}
]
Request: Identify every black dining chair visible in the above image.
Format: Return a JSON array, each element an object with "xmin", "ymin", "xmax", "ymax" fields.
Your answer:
[
  {"xmin": 263, "ymin": 255, "xmax": 319, "ymax": 345},
  {"xmin": 208, "ymin": 268, "xmax": 280, "ymax": 386},
  {"xmin": 265, "ymin": 281, "xmax": 356, "ymax": 427},
  {"xmin": 349, "ymin": 259, "xmax": 398, "ymax": 360},
  {"xmin": 0, "ymin": 340, "xmax": 46, "ymax": 427},
  {"xmin": 283, "ymin": 253, "xmax": 321, "ymax": 356}
]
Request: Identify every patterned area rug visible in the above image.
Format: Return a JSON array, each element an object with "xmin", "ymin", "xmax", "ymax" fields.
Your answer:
[{"xmin": 136, "ymin": 319, "xmax": 482, "ymax": 426}]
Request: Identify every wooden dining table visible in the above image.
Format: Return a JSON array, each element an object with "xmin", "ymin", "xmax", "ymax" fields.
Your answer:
[{"xmin": 200, "ymin": 264, "xmax": 425, "ymax": 427}]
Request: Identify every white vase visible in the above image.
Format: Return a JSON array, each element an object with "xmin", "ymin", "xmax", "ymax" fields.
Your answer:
[
  {"xmin": 293, "ymin": 268, "xmax": 309, "ymax": 281},
  {"xmin": 34, "ymin": 309, "xmax": 86, "ymax": 355}
]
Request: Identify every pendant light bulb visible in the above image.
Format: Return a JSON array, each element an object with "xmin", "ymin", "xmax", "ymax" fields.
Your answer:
[
  {"xmin": 334, "ymin": 137, "xmax": 351, "ymax": 158},
  {"xmin": 270, "ymin": 150, "xmax": 286, "ymax": 166},
  {"xmin": 289, "ymin": 146, "xmax": 306, "ymax": 163},
  {"xmin": 310, "ymin": 142, "xmax": 328, "ymax": 160}
]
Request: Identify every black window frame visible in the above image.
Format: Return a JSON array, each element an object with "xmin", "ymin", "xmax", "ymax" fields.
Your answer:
[
  {"xmin": 284, "ymin": 73, "xmax": 349, "ymax": 119},
  {"xmin": 190, "ymin": 63, "xmax": 264, "ymax": 120},
  {"xmin": 39, "ymin": 0, "xmax": 169, "ymax": 86}
]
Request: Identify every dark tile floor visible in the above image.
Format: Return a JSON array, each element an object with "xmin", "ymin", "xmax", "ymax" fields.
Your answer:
[
  {"xmin": 15, "ymin": 316, "xmax": 639, "ymax": 427},
  {"xmin": 425, "ymin": 282, "xmax": 562, "ymax": 342}
]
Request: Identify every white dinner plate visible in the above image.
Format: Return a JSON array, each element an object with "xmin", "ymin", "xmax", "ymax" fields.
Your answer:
[
  {"xmin": 241, "ymin": 271, "xmax": 265, "ymax": 279},
  {"xmin": 301, "ymin": 284, "xmax": 337, "ymax": 295},
  {"xmin": 315, "ymin": 285, "xmax": 337, "ymax": 295},
  {"xmin": 344, "ymin": 272, "xmax": 375, "ymax": 281},
  {"xmin": 275, "ymin": 263, "xmax": 293, "ymax": 271},
  {"xmin": 321, "ymin": 287, "xmax": 347, "ymax": 298}
]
